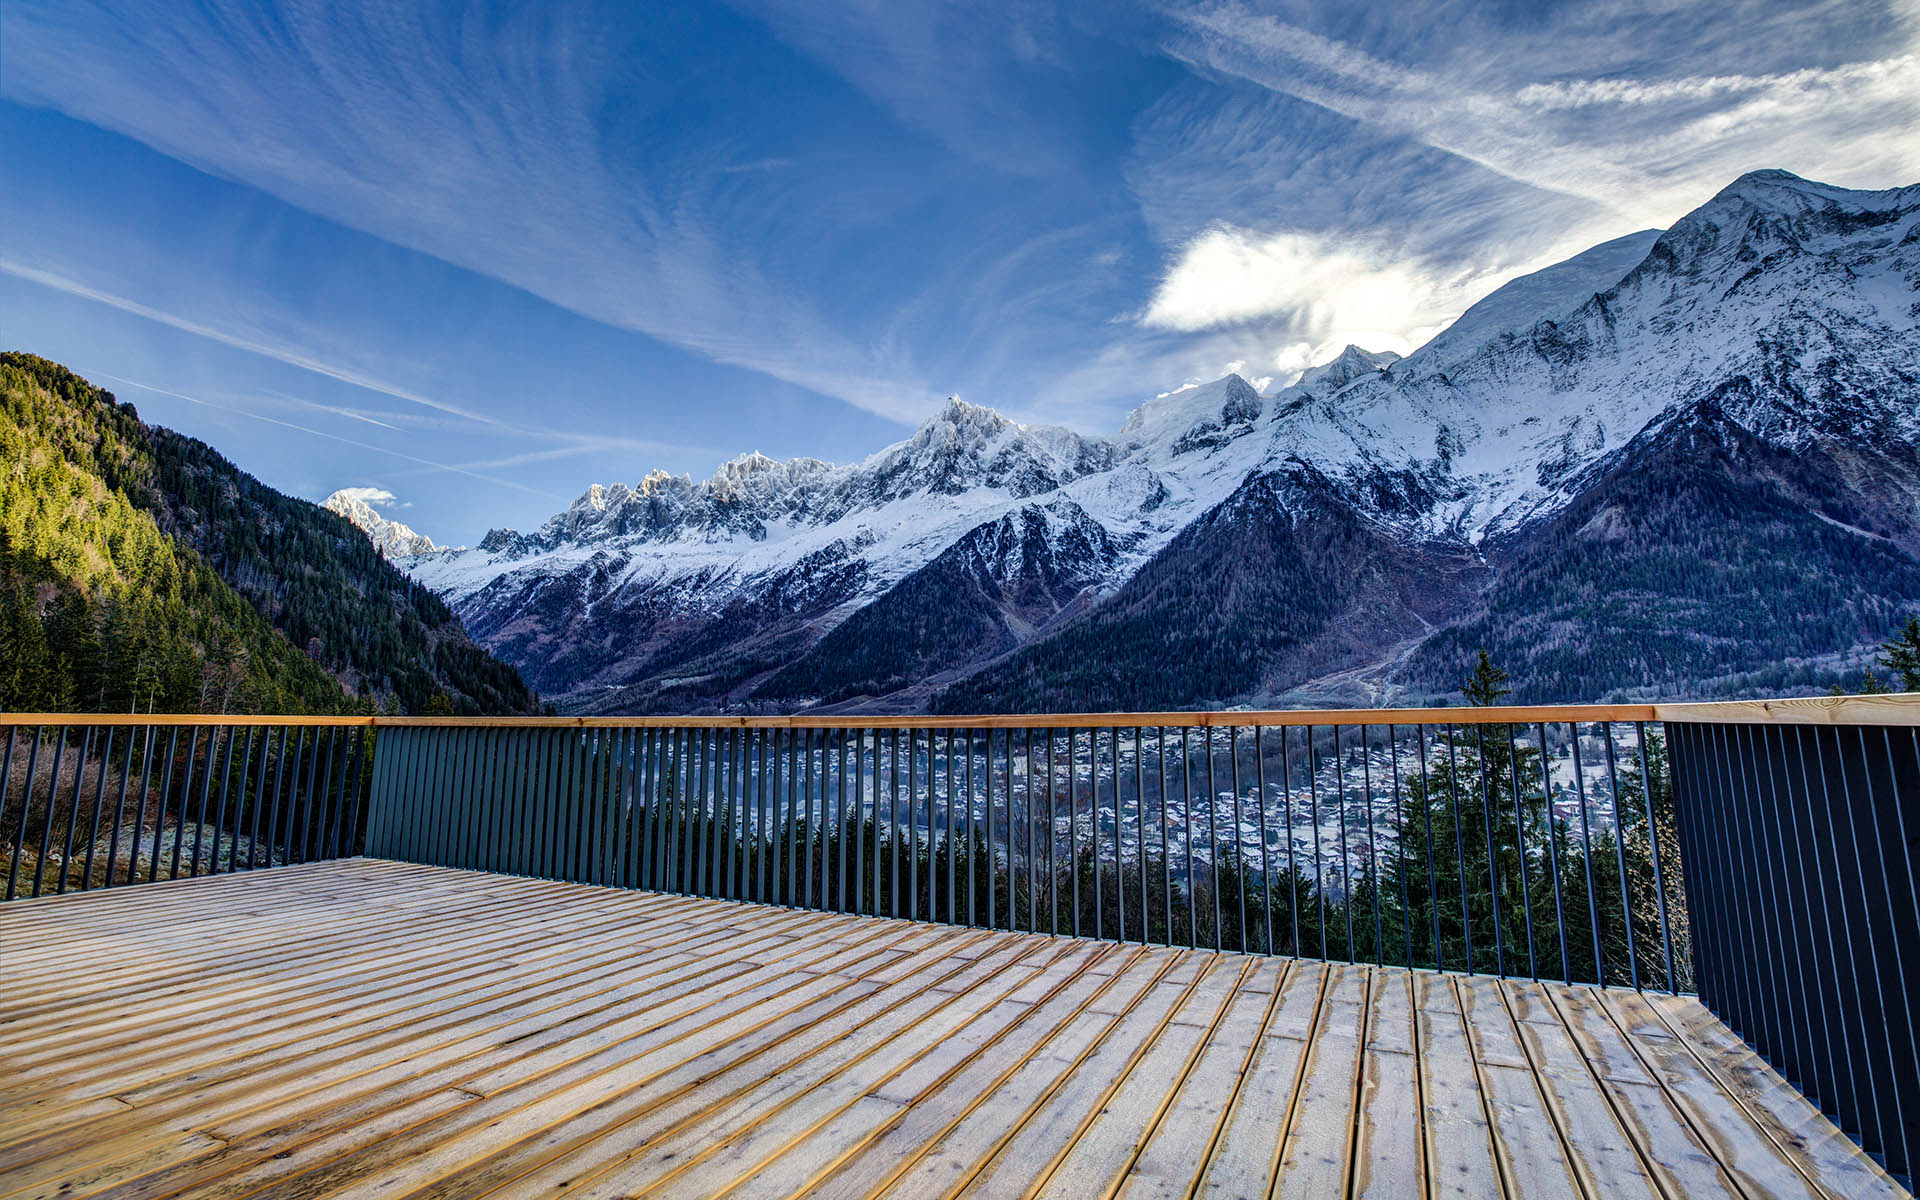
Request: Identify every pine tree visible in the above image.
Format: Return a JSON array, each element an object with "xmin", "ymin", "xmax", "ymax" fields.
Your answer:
[
  {"xmin": 1880, "ymin": 615, "xmax": 1920, "ymax": 692},
  {"xmin": 1462, "ymin": 648, "xmax": 1512, "ymax": 707}
]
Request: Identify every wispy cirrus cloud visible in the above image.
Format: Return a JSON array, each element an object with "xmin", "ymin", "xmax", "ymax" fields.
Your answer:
[
  {"xmin": 93, "ymin": 373, "xmax": 559, "ymax": 496},
  {"xmin": 1137, "ymin": 0, "xmax": 1920, "ymax": 378},
  {"xmin": 0, "ymin": 0, "xmax": 939, "ymax": 424},
  {"xmin": 1, "ymin": 259, "xmax": 492, "ymax": 425}
]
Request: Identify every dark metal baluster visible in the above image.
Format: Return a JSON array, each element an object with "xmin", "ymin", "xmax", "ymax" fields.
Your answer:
[
  {"xmin": 1026, "ymin": 727, "xmax": 1038, "ymax": 934},
  {"xmin": 668, "ymin": 727, "xmax": 684, "ymax": 893},
  {"xmin": 1206, "ymin": 726, "xmax": 1221, "ymax": 950},
  {"xmin": 1281, "ymin": 726, "xmax": 1300, "ymax": 957},
  {"xmin": 8, "ymin": 727, "xmax": 43, "ymax": 900},
  {"xmin": 40, "ymin": 725, "xmax": 84, "ymax": 894},
  {"xmin": 946, "ymin": 728, "xmax": 958, "ymax": 926},
  {"xmin": 52, "ymin": 728, "xmax": 89, "ymax": 895},
  {"xmin": 81, "ymin": 727, "xmax": 115, "ymax": 891},
  {"xmin": 620, "ymin": 728, "xmax": 637, "ymax": 886},
  {"xmin": 345, "ymin": 724, "xmax": 369, "ymax": 861},
  {"xmin": 888, "ymin": 728, "xmax": 901, "ymax": 919},
  {"xmin": 1502, "ymin": 724, "xmax": 1534, "ymax": 978},
  {"xmin": 1307, "ymin": 727, "xmax": 1324, "ymax": 960},
  {"xmin": 1102, "ymin": 726, "xmax": 1114, "ymax": 942},
  {"xmin": 702, "ymin": 729, "xmax": 716, "ymax": 896},
  {"xmin": 1255, "ymin": 725, "xmax": 1272, "ymax": 955},
  {"xmin": 758, "ymin": 728, "xmax": 771, "ymax": 904},
  {"xmin": 1336, "ymin": 725, "xmax": 1353, "ymax": 962},
  {"xmin": 1044, "ymin": 729, "xmax": 1057, "ymax": 936},
  {"xmin": 202, "ymin": 725, "xmax": 235, "ymax": 875},
  {"xmin": 317, "ymin": 728, "xmax": 343, "ymax": 867},
  {"xmin": 1569, "ymin": 727, "xmax": 1603, "ymax": 983},
  {"xmin": 1536, "ymin": 722, "xmax": 1569, "ymax": 983},
  {"xmin": 1636, "ymin": 723, "xmax": 1676, "ymax": 991},
  {"xmin": 1121, "ymin": 725, "xmax": 1136, "ymax": 940},
  {"xmin": 1442, "ymin": 724, "xmax": 1470, "ymax": 973},
  {"xmin": 1388, "ymin": 726, "xmax": 1412, "ymax": 970},
  {"xmin": 34, "ymin": 725, "xmax": 69, "ymax": 897},
  {"xmin": 985, "ymin": 729, "xmax": 998, "ymax": 932},
  {"xmin": 966, "ymin": 729, "xmax": 977, "ymax": 929},
  {"xmin": 1181, "ymin": 726, "xmax": 1195, "ymax": 949},
  {"xmin": 245, "ymin": 726, "xmax": 270, "ymax": 870},
  {"xmin": 1601, "ymin": 724, "xmax": 1638, "ymax": 989},
  {"xmin": 262, "ymin": 727, "xmax": 289, "ymax": 871},
  {"xmin": 1474, "ymin": 725, "xmax": 1505, "ymax": 978},
  {"xmin": 684, "ymin": 728, "xmax": 698, "ymax": 894},
  {"xmin": 1067, "ymin": 728, "xmax": 1081, "ymax": 938},
  {"xmin": 1733, "ymin": 722, "xmax": 1794, "ymax": 1089},
  {"xmin": 476, "ymin": 727, "xmax": 499, "ymax": 875},
  {"xmin": 798, "ymin": 728, "xmax": 812, "ymax": 911},
  {"xmin": 0, "ymin": 728, "xmax": 15, "ymax": 893},
  {"xmin": 226, "ymin": 728, "xmax": 256, "ymax": 872},
  {"xmin": 730, "ymin": 728, "xmax": 743, "ymax": 900},
  {"xmin": 539, "ymin": 728, "xmax": 561, "ymax": 879},
  {"xmin": 1789, "ymin": 725, "xmax": 1869, "ymax": 1146},
  {"xmin": 1813, "ymin": 725, "xmax": 1903, "ymax": 1166},
  {"xmin": 298, "ymin": 726, "xmax": 326, "ymax": 866},
  {"xmin": 674, "ymin": 729, "xmax": 691, "ymax": 894},
  {"xmin": 129, "ymin": 725, "xmax": 157, "ymax": 883},
  {"xmin": 841, "ymin": 728, "xmax": 853, "ymax": 915},
  {"xmin": 1757, "ymin": 723, "xmax": 1831, "ymax": 1116},
  {"xmin": 108, "ymin": 725, "xmax": 141, "ymax": 886},
  {"xmin": 653, "ymin": 729, "xmax": 670, "ymax": 891},
  {"xmin": 780, "ymin": 728, "xmax": 794, "ymax": 907},
  {"xmin": 854, "ymin": 729, "xmax": 867, "ymax": 916},
  {"xmin": 1849, "ymin": 725, "xmax": 1920, "ymax": 1175},
  {"xmin": 1156, "ymin": 726, "xmax": 1169, "ymax": 947},
  {"xmin": 149, "ymin": 728, "xmax": 180, "ymax": 881},
  {"xmin": 1231, "ymin": 726, "xmax": 1246, "ymax": 953},
  {"xmin": 742, "ymin": 726, "xmax": 754, "ymax": 900},
  {"xmin": 1362, "ymin": 726, "xmax": 1381, "ymax": 965}
]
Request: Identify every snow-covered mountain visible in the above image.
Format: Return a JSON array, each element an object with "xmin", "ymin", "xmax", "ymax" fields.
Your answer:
[
  {"xmin": 324, "ymin": 488, "xmax": 447, "ymax": 558},
  {"xmin": 355, "ymin": 170, "xmax": 1920, "ymax": 712}
]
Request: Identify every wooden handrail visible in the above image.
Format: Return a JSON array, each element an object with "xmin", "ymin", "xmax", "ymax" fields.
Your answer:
[{"xmin": 2, "ymin": 693, "xmax": 1915, "ymax": 727}]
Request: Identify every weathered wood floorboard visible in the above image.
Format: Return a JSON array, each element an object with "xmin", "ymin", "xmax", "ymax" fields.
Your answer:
[{"xmin": 0, "ymin": 860, "xmax": 1905, "ymax": 1199}]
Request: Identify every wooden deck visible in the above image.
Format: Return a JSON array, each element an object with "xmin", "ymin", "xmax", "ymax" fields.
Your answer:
[{"xmin": 0, "ymin": 859, "xmax": 1905, "ymax": 1200}]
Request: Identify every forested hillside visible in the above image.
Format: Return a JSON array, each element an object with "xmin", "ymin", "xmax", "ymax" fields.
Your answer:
[{"xmin": 0, "ymin": 353, "xmax": 539, "ymax": 715}]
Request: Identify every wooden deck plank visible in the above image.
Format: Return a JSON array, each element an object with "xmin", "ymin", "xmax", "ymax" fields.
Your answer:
[
  {"xmin": 1269, "ymin": 962, "xmax": 1371, "ymax": 1199},
  {"xmin": 450, "ymin": 935, "xmax": 1062, "ymax": 1200},
  {"xmin": 1352, "ymin": 969, "xmax": 1425, "ymax": 1199},
  {"xmin": 1194, "ymin": 959, "xmax": 1328, "ymax": 1198},
  {"xmin": 1414, "ymin": 972, "xmax": 1507, "ymax": 1200},
  {"xmin": 13, "ymin": 920, "xmax": 902, "ymax": 1200},
  {"xmin": 1639, "ymin": 991, "xmax": 1909, "ymax": 1200},
  {"xmin": 0, "ymin": 862, "xmax": 1901, "ymax": 1200}
]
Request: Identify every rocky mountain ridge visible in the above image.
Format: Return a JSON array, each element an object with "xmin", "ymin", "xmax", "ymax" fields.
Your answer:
[{"xmin": 341, "ymin": 169, "xmax": 1920, "ymax": 712}]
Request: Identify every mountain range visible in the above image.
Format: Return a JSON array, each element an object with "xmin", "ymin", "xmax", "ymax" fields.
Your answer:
[{"xmin": 346, "ymin": 170, "xmax": 1920, "ymax": 714}]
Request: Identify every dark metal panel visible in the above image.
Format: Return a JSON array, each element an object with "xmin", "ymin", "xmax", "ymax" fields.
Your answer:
[{"xmin": 1670, "ymin": 719, "xmax": 1919, "ymax": 1181}]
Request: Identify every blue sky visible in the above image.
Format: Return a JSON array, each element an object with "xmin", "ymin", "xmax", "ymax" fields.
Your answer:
[{"xmin": 5, "ymin": 1, "xmax": 1918, "ymax": 543}]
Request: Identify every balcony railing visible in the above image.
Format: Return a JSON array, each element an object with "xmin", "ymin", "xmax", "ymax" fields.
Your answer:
[{"xmin": 2, "ymin": 694, "xmax": 1915, "ymax": 1183}]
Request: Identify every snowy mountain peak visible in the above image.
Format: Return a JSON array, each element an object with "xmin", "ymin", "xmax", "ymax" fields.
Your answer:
[
  {"xmin": 324, "ymin": 488, "xmax": 447, "ymax": 558},
  {"xmin": 1290, "ymin": 346, "xmax": 1401, "ymax": 395}
]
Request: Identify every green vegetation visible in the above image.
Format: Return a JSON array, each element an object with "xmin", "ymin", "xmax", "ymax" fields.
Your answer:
[{"xmin": 0, "ymin": 353, "xmax": 538, "ymax": 714}]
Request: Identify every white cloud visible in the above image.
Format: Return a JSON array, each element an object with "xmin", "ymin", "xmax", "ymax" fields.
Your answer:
[
  {"xmin": 1141, "ymin": 225, "xmax": 1476, "ymax": 358},
  {"xmin": 1165, "ymin": 5, "xmax": 1920, "ymax": 237},
  {"xmin": 331, "ymin": 485, "xmax": 398, "ymax": 506}
]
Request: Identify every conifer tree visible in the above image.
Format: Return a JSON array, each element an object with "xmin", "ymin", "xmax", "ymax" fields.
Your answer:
[{"xmin": 1881, "ymin": 615, "xmax": 1920, "ymax": 692}]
